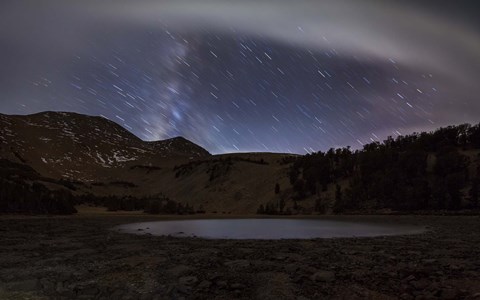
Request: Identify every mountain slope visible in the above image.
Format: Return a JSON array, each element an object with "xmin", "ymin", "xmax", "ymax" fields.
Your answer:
[
  {"xmin": 0, "ymin": 112, "xmax": 294, "ymax": 214},
  {"xmin": 0, "ymin": 112, "xmax": 210, "ymax": 180}
]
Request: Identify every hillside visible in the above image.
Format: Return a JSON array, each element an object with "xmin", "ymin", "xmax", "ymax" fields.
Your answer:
[
  {"xmin": 0, "ymin": 112, "xmax": 210, "ymax": 181},
  {"xmin": 1, "ymin": 111, "xmax": 479, "ymax": 215},
  {"xmin": 0, "ymin": 112, "xmax": 295, "ymax": 214}
]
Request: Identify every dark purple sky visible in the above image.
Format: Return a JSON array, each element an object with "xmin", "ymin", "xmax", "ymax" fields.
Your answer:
[{"xmin": 1, "ymin": 0, "xmax": 479, "ymax": 153}]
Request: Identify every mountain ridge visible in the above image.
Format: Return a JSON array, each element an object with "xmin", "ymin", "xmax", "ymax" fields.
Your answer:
[
  {"xmin": 0, "ymin": 111, "xmax": 210, "ymax": 180},
  {"xmin": 0, "ymin": 111, "xmax": 206, "ymax": 147}
]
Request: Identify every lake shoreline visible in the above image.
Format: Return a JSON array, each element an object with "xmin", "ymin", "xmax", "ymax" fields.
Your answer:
[
  {"xmin": 0, "ymin": 213, "xmax": 479, "ymax": 299},
  {"xmin": 113, "ymin": 218, "xmax": 427, "ymax": 240}
]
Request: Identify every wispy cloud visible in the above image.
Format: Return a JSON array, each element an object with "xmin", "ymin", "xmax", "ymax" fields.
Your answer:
[{"xmin": 3, "ymin": 0, "xmax": 478, "ymax": 87}]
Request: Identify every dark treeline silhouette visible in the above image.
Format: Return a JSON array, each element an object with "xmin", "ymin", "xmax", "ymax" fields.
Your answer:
[
  {"xmin": 288, "ymin": 124, "xmax": 480, "ymax": 212},
  {"xmin": 0, "ymin": 158, "xmax": 200, "ymax": 215},
  {"xmin": 257, "ymin": 183, "xmax": 291, "ymax": 215},
  {"xmin": 257, "ymin": 202, "xmax": 291, "ymax": 215},
  {"xmin": 76, "ymin": 193, "xmax": 203, "ymax": 215},
  {"xmin": 0, "ymin": 159, "xmax": 77, "ymax": 214}
]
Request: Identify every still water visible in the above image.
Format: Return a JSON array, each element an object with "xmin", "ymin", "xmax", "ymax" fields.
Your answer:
[{"xmin": 115, "ymin": 219, "xmax": 425, "ymax": 240}]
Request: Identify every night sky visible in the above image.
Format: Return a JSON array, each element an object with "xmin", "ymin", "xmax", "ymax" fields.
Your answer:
[{"xmin": 1, "ymin": 1, "xmax": 479, "ymax": 154}]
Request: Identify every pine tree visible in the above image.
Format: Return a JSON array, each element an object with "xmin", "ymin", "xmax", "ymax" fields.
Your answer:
[
  {"xmin": 333, "ymin": 184, "xmax": 344, "ymax": 214},
  {"xmin": 257, "ymin": 204, "xmax": 265, "ymax": 214},
  {"xmin": 470, "ymin": 177, "xmax": 479, "ymax": 209}
]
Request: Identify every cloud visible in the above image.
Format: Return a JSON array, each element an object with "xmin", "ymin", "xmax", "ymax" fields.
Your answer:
[
  {"xmin": 1, "ymin": 0, "xmax": 479, "ymax": 114},
  {"xmin": 2, "ymin": 0, "xmax": 479, "ymax": 96}
]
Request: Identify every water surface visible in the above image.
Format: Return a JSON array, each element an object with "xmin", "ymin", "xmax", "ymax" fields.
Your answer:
[{"xmin": 115, "ymin": 219, "xmax": 425, "ymax": 240}]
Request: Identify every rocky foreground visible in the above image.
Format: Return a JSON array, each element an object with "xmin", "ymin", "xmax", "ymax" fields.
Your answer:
[{"xmin": 0, "ymin": 214, "xmax": 479, "ymax": 300}]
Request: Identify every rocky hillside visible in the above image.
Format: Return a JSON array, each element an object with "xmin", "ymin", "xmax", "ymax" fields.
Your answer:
[
  {"xmin": 0, "ymin": 112, "xmax": 210, "ymax": 181},
  {"xmin": 0, "ymin": 112, "xmax": 294, "ymax": 214}
]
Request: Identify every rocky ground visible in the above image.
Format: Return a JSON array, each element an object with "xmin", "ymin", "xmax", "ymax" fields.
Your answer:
[{"xmin": 0, "ymin": 213, "xmax": 479, "ymax": 300}]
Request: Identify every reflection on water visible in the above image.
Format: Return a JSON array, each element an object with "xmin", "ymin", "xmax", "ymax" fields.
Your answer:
[{"xmin": 114, "ymin": 219, "xmax": 425, "ymax": 240}]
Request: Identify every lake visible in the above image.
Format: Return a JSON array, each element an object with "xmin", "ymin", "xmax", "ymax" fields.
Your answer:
[{"xmin": 114, "ymin": 218, "xmax": 425, "ymax": 240}]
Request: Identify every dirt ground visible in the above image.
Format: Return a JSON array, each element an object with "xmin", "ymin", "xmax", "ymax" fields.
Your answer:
[{"xmin": 0, "ymin": 209, "xmax": 479, "ymax": 300}]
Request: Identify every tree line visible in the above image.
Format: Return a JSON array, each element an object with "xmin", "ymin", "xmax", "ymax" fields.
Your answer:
[
  {"xmin": 0, "ymin": 159, "xmax": 77, "ymax": 214},
  {"xmin": 287, "ymin": 124, "xmax": 480, "ymax": 213},
  {"xmin": 0, "ymin": 159, "xmax": 204, "ymax": 215},
  {"xmin": 77, "ymin": 193, "xmax": 204, "ymax": 215}
]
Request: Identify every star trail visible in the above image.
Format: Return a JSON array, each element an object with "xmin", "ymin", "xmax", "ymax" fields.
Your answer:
[{"xmin": 1, "ymin": 0, "xmax": 479, "ymax": 154}]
